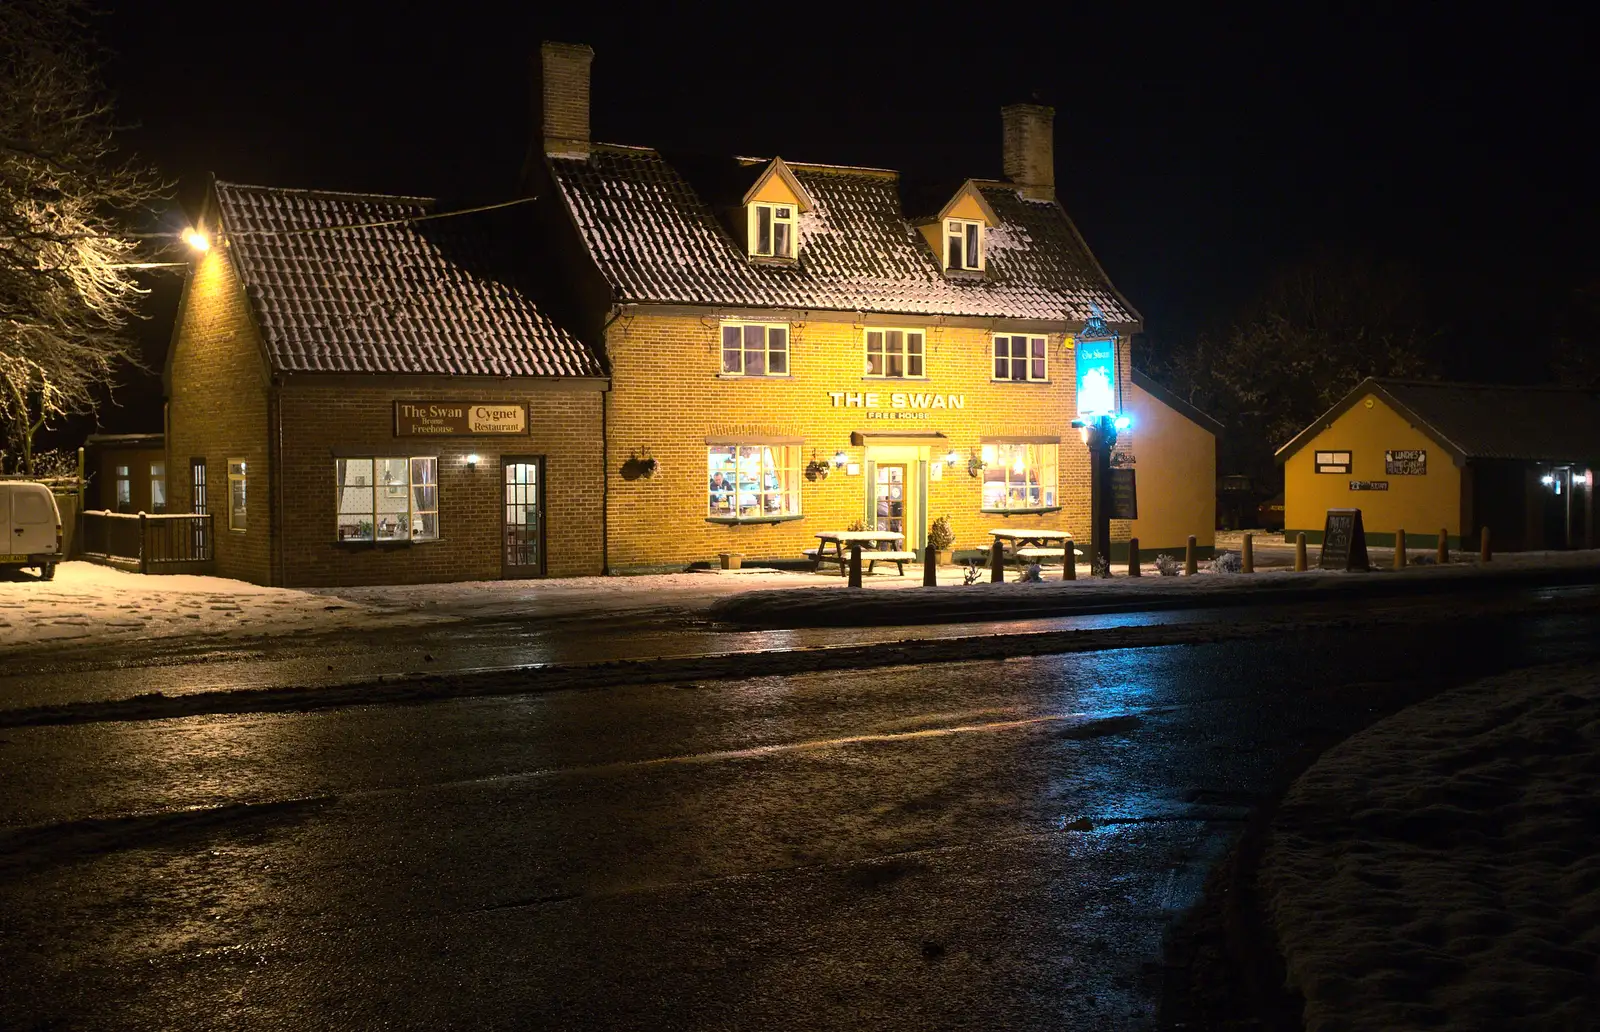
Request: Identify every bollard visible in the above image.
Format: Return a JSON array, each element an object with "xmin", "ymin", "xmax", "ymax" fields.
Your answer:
[
  {"xmin": 1242, "ymin": 532, "xmax": 1254, "ymax": 574},
  {"xmin": 989, "ymin": 539, "xmax": 1006, "ymax": 583},
  {"xmin": 1480, "ymin": 526, "xmax": 1492, "ymax": 563},
  {"xmin": 848, "ymin": 542, "xmax": 863, "ymax": 588},
  {"xmin": 922, "ymin": 543, "xmax": 937, "ymax": 586},
  {"xmin": 1185, "ymin": 535, "xmax": 1197, "ymax": 576},
  {"xmin": 1127, "ymin": 537, "xmax": 1140, "ymax": 577},
  {"xmin": 1394, "ymin": 529, "xmax": 1407, "ymax": 569},
  {"xmin": 1063, "ymin": 537, "xmax": 1076, "ymax": 580},
  {"xmin": 1438, "ymin": 528, "xmax": 1449, "ymax": 565},
  {"xmin": 1295, "ymin": 532, "xmax": 1307, "ymax": 572}
]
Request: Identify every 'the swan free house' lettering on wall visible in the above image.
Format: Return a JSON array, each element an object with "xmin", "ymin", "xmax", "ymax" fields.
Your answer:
[{"xmin": 394, "ymin": 402, "xmax": 528, "ymax": 436}]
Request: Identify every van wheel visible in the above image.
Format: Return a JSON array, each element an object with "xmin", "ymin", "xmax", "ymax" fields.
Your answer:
[{"xmin": 39, "ymin": 562, "xmax": 56, "ymax": 581}]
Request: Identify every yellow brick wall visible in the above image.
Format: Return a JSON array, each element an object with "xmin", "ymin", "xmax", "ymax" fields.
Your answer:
[
  {"xmin": 603, "ymin": 312, "xmax": 1133, "ymax": 570},
  {"xmin": 164, "ymin": 246, "xmax": 273, "ymax": 583}
]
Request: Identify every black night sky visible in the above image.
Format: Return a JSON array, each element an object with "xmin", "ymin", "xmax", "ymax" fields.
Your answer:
[{"xmin": 88, "ymin": 2, "xmax": 1593, "ymax": 434}]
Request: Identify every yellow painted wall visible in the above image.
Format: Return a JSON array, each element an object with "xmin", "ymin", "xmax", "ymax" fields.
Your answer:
[
  {"xmin": 944, "ymin": 191, "xmax": 988, "ymax": 223},
  {"xmin": 1283, "ymin": 393, "xmax": 1461, "ymax": 543},
  {"xmin": 604, "ymin": 313, "xmax": 1135, "ymax": 570},
  {"xmin": 748, "ymin": 172, "xmax": 800, "ymax": 206},
  {"xmin": 1127, "ymin": 382, "xmax": 1215, "ymax": 552}
]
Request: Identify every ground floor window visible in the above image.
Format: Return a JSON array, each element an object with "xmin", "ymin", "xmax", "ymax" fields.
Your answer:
[
  {"xmin": 227, "ymin": 459, "xmax": 247, "ymax": 531},
  {"xmin": 707, "ymin": 444, "xmax": 800, "ymax": 520},
  {"xmin": 981, "ymin": 442, "xmax": 1058, "ymax": 511},
  {"xmin": 150, "ymin": 461, "xmax": 167, "ymax": 513},
  {"xmin": 114, "ymin": 465, "xmax": 131, "ymax": 512},
  {"xmin": 335, "ymin": 456, "xmax": 439, "ymax": 542}
]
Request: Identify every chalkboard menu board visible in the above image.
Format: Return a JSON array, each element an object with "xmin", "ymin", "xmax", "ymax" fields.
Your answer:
[
  {"xmin": 1385, "ymin": 449, "xmax": 1427, "ymax": 475},
  {"xmin": 1319, "ymin": 508, "xmax": 1370, "ymax": 571},
  {"xmin": 1110, "ymin": 468, "xmax": 1138, "ymax": 519}
]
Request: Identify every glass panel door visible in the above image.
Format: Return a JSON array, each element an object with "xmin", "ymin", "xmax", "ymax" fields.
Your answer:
[
  {"xmin": 502, "ymin": 457, "xmax": 544, "ymax": 577},
  {"xmin": 874, "ymin": 463, "xmax": 906, "ymax": 539}
]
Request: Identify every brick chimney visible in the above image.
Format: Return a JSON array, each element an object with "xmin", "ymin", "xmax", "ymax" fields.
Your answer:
[
  {"xmin": 535, "ymin": 41, "xmax": 594, "ymax": 158},
  {"xmin": 1002, "ymin": 103, "xmax": 1055, "ymax": 201}
]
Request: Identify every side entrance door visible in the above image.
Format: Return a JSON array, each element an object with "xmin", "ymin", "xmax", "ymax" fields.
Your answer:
[{"xmin": 502, "ymin": 456, "xmax": 545, "ymax": 577}]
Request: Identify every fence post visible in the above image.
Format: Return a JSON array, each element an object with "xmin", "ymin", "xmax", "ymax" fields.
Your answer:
[
  {"xmin": 1480, "ymin": 526, "xmax": 1492, "ymax": 563},
  {"xmin": 1295, "ymin": 532, "xmax": 1307, "ymax": 571},
  {"xmin": 1438, "ymin": 528, "xmax": 1449, "ymax": 565},
  {"xmin": 848, "ymin": 542, "xmax": 863, "ymax": 588},
  {"xmin": 1242, "ymin": 532, "xmax": 1254, "ymax": 574},
  {"xmin": 137, "ymin": 512, "xmax": 148, "ymax": 575},
  {"xmin": 989, "ymin": 538, "xmax": 1006, "ymax": 583},
  {"xmin": 1127, "ymin": 536, "xmax": 1140, "ymax": 577},
  {"xmin": 1394, "ymin": 529, "xmax": 1407, "ymax": 569},
  {"xmin": 1185, "ymin": 535, "xmax": 1197, "ymax": 576}
]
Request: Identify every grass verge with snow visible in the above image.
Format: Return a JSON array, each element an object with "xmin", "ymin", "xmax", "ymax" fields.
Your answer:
[{"xmin": 1261, "ymin": 662, "xmax": 1600, "ymax": 1031}]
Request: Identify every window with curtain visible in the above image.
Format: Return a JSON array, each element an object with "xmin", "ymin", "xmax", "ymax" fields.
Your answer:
[
  {"xmin": 864, "ymin": 329, "xmax": 926, "ymax": 378},
  {"xmin": 707, "ymin": 444, "xmax": 801, "ymax": 521},
  {"xmin": 335, "ymin": 457, "xmax": 439, "ymax": 542},
  {"xmin": 720, "ymin": 323, "xmax": 789, "ymax": 376},
  {"xmin": 993, "ymin": 334, "xmax": 1047, "ymax": 381},
  {"xmin": 980, "ymin": 442, "xmax": 1059, "ymax": 511}
]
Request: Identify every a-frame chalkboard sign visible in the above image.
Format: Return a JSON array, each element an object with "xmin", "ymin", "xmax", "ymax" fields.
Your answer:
[{"xmin": 1319, "ymin": 508, "xmax": 1370, "ymax": 571}]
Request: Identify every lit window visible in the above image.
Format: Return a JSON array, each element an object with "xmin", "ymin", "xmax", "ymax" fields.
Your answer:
[
  {"xmin": 748, "ymin": 202, "xmax": 796, "ymax": 259},
  {"xmin": 227, "ymin": 459, "xmax": 247, "ymax": 532},
  {"xmin": 721, "ymin": 323, "xmax": 790, "ymax": 376},
  {"xmin": 944, "ymin": 218, "xmax": 983, "ymax": 271},
  {"xmin": 981, "ymin": 442, "xmax": 1058, "ymax": 511},
  {"xmin": 1314, "ymin": 450, "xmax": 1352, "ymax": 474},
  {"xmin": 993, "ymin": 334, "xmax": 1047, "ymax": 381},
  {"xmin": 707, "ymin": 444, "xmax": 801, "ymax": 522},
  {"xmin": 864, "ymin": 329, "xmax": 925, "ymax": 378},
  {"xmin": 114, "ymin": 465, "xmax": 131, "ymax": 512},
  {"xmin": 191, "ymin": 459, "xmax": 207, "ymax": 515},
  {"xmin": 335, "ymin": 457, "xmax": 439, "ymax": 542},
  {"xmin": 150, "ymin": 462, "xmax": 167, "ymax": 513}
]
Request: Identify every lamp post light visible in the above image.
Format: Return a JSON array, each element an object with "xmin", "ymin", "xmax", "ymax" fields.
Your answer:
[{"xmin": 182, "ymin": 227, "xmax": 209, "ymax": 252}]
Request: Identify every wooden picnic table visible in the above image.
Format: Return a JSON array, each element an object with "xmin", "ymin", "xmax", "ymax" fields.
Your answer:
[
  {"xmin": 987, "ymin": 528, "xmax": 1083, "ymax": 567},
  {"xmin": 806, "ymin": 531, "xmax": 912, "ymax": 575}
]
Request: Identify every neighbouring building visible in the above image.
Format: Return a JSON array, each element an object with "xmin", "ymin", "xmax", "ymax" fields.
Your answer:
[
  {"xmin": 161, "ymin": 40, "xmax": 1224, "ymax": 585},
  {"xmin": 1277, "ymin": 378, "xmax": 1600, "ymax": 551},
  {"xmin": 164, "ymin": 183, "xmax": 607, "ymax": 585},
  {"xmin": 83, "ymin": 433, "xmax": 167, "ymax": 514},
  {"xmin": 1125, "ymin": 371, "xmax": 1221, "ymax": 559}
]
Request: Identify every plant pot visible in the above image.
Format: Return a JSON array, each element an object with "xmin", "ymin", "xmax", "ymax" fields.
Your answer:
[
  {"xmin": 719, "ymin": 552, "xmax": 742, "ymax": 571},
  {"xmin": 927, "ymin": 549, "xmax": 945, "ymax": 567}
]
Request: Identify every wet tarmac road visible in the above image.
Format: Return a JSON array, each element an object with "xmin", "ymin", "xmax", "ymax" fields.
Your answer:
[{"xmin": 3, "ymin": 605, "xmax": 1600, "ymax": 1030}]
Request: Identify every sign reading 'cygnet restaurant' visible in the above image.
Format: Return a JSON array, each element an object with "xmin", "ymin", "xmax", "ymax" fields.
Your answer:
[{"xmin": 394, "ymin": 401, "xmax": 528, "ymax": 436}]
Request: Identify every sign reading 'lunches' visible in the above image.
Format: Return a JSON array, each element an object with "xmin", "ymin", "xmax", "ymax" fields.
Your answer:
[{"xmin": 394, "ymin": 401, "xmax": 528, "ymax": 436}]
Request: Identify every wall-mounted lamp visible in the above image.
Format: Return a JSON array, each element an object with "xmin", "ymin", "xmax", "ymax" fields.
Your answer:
[
  {"xmin": 832, "ymin": 450, "xmax": 848, "ymax": 468},
  {"xmin": 1540, "ymin": 474, "xmax": 1555, "ymax": 486},
  {"xmin": 943, "ymin": 449, "xmax": 960, "ymax": 468},
  {"xmin": 465, "ymin": 453, "xmax": 481, "ymax": 472},
  {"xmin": 182, "ymin": 227, "xmax": 209, "ymax": 252}
]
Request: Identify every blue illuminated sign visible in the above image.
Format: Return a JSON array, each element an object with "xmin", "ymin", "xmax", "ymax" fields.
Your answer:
[{"xmin": 1075, "ymin": 337, "xmax": 1118, "ymax": 419}]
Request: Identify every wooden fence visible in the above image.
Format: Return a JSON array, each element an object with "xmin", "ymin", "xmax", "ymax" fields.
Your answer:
[{"xmin": 81, "ymin": 511, "xmax": 214, "ymax": 575}]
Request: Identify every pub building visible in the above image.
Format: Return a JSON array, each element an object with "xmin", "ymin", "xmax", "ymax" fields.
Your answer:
[{"xmin": 163, "ymin": 42, "xmax": 1217, "ymax": 585}]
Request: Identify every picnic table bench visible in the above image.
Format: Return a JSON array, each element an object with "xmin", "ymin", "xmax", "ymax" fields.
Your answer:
[
  {"xmin": 805, "ymin": 531, "xmax": 911, "ymax": 575},
  {"xmin": 987, "ymin": 529, "xmax": 1082, "ymax": 571}
]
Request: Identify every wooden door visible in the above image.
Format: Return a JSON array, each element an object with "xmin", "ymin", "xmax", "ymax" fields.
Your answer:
[{"xmin": 502, "ymin": 457, "xmax": 545, "ymax": 577}]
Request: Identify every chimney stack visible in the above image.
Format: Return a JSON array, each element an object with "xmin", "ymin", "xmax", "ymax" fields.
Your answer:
[
  {"xmin": 1001, "ymin": 103, "xmax": 1055, "ymax": 201},
  {"xmin": 535, "ymin": 41, "xmax": 594, "ymax": 158}
]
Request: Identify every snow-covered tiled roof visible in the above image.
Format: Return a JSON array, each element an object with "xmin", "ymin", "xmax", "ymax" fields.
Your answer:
[
  {"xmin": 547, "ymin": 147, "xmax": 1138, "ymax": 324},
  {"xmin": 213, "ymin": 181, "xmax": 604, "ymax": 378}
]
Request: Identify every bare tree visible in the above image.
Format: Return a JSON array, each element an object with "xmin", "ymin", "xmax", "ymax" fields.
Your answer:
[{"xmin": 0, "ymin": 0, "xmax": 167, "ymax": 474}]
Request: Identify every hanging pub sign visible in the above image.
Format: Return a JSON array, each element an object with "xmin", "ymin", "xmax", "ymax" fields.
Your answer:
[
  {"xmin": 1109, "ymin": 468, "xmax": 1138, "ymax": 519},
  {"xmin": 1074, "ymin": 304, "xmax": 1119, "ymax": 420},
  {"xmin": 1319, "ymin": 508, "xmax": 1370, "ymax": 571},
  {"xmin": 1385, "ymin": 449, "xmax": 1427, "ymax": 475},
  {"xmin": 395, "ymin": 401, "xmax": 528, "ymax": 436}
]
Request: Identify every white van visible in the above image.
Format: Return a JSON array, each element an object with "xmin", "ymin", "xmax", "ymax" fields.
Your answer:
[{"xmin": 0, "ymin": 481, "xmax": 63, "ymax": 580}]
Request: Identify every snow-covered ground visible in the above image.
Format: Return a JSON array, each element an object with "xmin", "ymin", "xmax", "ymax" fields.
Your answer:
[{"xmin": 1261, "ymin": 662, "xmax": 1600, "ymax": 1032}]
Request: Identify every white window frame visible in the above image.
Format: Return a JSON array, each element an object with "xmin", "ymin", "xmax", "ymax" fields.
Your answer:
[
  {"xmin": 992, "ymin": 334, "xmax": 1048, "ymax": 382},
  {"xmin": 227, "ymin": 458, "xmax": 247, "ymax": 532},
  {"xmin": 114, "ymin": 464, "xmax": 131, "ymax": 513},
  {"xmin": 1315, "ymin": 450, "xmax": 1352, "ymax": 475},
  {"xmin": 707, "ymin": 443, "xmax": 802, "ymax": 523},
  {"xmin": 863, "ymin": 328, "xmax": 927, "ymax": 379},
  {"xmin": 748, "ymin": 202, "xmax": 797, "ymax": 259},
  {"xmin": 944, "ymin": 217, "xmax": 984, "ymax": 271},
  {"xmin": 335, "ymin": 456, "xmax": 439, "ymax": 543},
  {"xmin": 720, "ymin": 323, "xmax": 791, "ymax": 377},
  {"xmin": 980, "ymin": 442, "xmax": 1060, "ymax": 512},
  {"xmin": 150, "ymin": 461, "xmax": 167, "ymax": 513}
]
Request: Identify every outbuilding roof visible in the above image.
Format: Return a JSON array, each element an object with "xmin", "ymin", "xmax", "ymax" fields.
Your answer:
[
  {"xmin": 211, "ymin": 180, "xmax": 604, "ymax": 378},
  {"xmin": 1131, "ymin": 369, "xmax": 1224, "ymax": 435},
  {"xmin": 1276, "ymin": 378, "xmax": 1600, "ymax": 464},
  {"xmin": 546, "ymin": 146, "xmax": 1138, "ymax": 325}
]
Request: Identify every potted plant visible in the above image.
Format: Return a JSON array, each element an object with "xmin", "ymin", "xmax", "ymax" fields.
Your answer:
[{"xmin": 926, "ymin": 514, "xmax": 954, "ymax": 566}]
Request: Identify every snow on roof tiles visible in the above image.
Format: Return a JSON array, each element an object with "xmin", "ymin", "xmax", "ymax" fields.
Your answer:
[
  {"xmin": 548, "ymin": 147, "xmax": 1137, "ymax": 324},
  {"xmin": 212, "ymin": 181, "xmax": 604, "ymax": 378}
]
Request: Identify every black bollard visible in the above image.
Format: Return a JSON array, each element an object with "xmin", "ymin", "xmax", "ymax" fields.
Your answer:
[
  {"xmin": 989, "ymin": 540, "xmax": 1005, "ymax": 583},
  {"xmin": 848, "ymin": 542, "xmax": 863, "ymax": 588}
]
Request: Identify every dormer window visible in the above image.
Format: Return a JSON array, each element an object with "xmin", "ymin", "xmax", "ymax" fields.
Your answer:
[
  {"xmin": 944, "ymin": 218, "xmax": 983, "ymax": 271},
  {"xmin": 749, "ymin": 202, "xmax": 796, "ymax": 259}
]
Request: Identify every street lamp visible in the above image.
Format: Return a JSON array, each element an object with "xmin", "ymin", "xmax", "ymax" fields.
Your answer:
[{"xmin": 182, "ymin": 228, "xmax": 209, "ymax": 252}]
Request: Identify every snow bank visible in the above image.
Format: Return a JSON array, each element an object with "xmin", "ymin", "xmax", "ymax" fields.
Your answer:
[{"xmin": 1261, "ymin": 662, "xmax": 1600, "ymax": 1031}]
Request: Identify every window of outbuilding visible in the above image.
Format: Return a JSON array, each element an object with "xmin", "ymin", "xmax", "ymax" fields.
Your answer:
[
  {"xmin": 227, "ymin": 459, "xmax": 247, "ymax": 532},
  {"xmin": 335, "ymin": 457, "xmax": 439, "ymax": 543}
]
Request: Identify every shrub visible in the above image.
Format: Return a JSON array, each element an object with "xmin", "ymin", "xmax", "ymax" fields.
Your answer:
[
  {"xmin": 1154, "ymin": 553, "xmax": 1180, "ymax": 576},
  {"xmin": 963, "ymin": 560, "xmax": 983, "ymax": 585},
  {"xmin": 1211, "ymin": 550, "xmax": 1243, "ymax": 574},
  {"xmin": 927, "ymin": 515, "xmax": 955, "ymax": 552},
  {"xmin": 1021, "ymin": 562, "xmax": 1043, "ymax": 582},
  {"xmin": 846, "ymin": 518, "xmax": 866, "ymax": 533},
  {"xmin": 1091, "ymin": 555, "xmax": 1110, "ymax": 578}
]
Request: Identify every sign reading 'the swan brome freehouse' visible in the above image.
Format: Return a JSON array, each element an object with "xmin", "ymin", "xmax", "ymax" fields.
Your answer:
[{"xmin": 394, "ymin": 401, "xmax": 528, "ymax": 436}]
